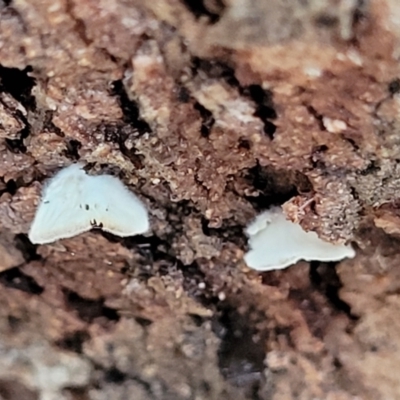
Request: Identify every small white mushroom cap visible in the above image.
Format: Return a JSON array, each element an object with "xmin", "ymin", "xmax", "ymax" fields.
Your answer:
[
  {"xmin": 29, "ymin": 163, "xmax": 149, "ymax": 245},
  {"xmin": 244, "ymin": 207, "xmax": 355, "ymax": 271}
]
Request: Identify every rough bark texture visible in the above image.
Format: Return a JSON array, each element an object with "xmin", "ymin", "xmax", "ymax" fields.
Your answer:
[{"xmin": 1, "ymin": 0, "xmax": 400, "ymax": 399}]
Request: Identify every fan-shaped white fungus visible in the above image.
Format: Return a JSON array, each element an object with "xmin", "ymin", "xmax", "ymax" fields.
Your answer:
[
  {"xmin": 244, "ymin": 207, "xmax": 355, "ymax": 271},
  {"xmin": 29, "ymin": 163, "xmax": 149, "ymax": 244}
]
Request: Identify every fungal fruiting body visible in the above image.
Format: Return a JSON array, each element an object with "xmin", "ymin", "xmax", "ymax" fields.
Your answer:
[
  {"xmin": 28, "ymin": 163, "xmax": 149, "ymax": 244},
  {"xmin": 244, "ymin": 207, "xmax": 355, "ymax": 271}
]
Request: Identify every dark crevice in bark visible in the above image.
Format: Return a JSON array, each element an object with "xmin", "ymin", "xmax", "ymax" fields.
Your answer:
[
  {"xmin": 349, "ymin": 185, "xmax": 360, "ymax": 200},
  {"xmin": 63, "ymin": 289, "xmax": 120, "ymax": 323},
  {"xmin": 5, "ymin": 179, "xmax": 16, "ymax": 195},
  {"xmin": 110, "ymin": 80, "xmax": 152, "ymax": 134},
  {"xmin": 352, "ymin": 0, "xmax": 368, "ymax": 28},
  {"xmin": 192, "ymin": 57, "xmax": 277, "ymax": 140},
  {"xmin": 192, "ymin": 61, "xmax": 279, "ymax": 140},
  {"xmin": 100, "ymin": 122, "xmax": 145, "ymax": 169},
  {"xmin": 181, "ymin": 0, "xmax": 225, "ymax": 24},
  {"xmin": 104, "ymin": 367, "xmax": 126, "ymax": 383},
  {"xmin": 245, "ymin": 164, "xmax": 308, "ymax": 211},
  {"xmin": 194, "ymin": 101, "xmax": 215, "ymax": 138},
  {"xmin": 179, "ymin": 260, "xmax": 212, "ymax": 302},
  {"xmin": 214, "ymin": 306, "xmax": 265, "ymax": 399},
  {"xmin": 342, "ymin": 135, "xmax": 360, "ymax": 151},
  {"xmin": 360, "ymin": 160, "xmax": 381, "ymax": 176},
  {"xmin": 101, "ymin": 230, "xmax": 179, "ymax": 281},
  {"xmin": 177, "ymin": 86, "xmax": 191, "ymax": 103},
  {"xmin": 192, "ymin": 58, "xmax": 240, "ymax": 87},
  {"xmin": 2, "ymin": 77, "xmax": 32, "ymax": 152},
  {"xmin": 105, "ymin": 83, "xmax": 151, "ymax": 167},
  {"xmin": 0, "ymin": 267, "xmax": 43, "ymax": 295},
  {"xmin": 90, "ymin": 362, "xmax": 156, "ymax": 400},
  {"xmin": 5, "ymin": 125, "xmax": 29, "ymax": 153},
  {"xmin": 55, "ymin": 330, "xmax": 91, "ymax": 354},
  {"xmin": 242, "ymin": 85, "xmax": 278, "ymax": 139},
  {"xmin": 306, "ymin": 104, "xmax": 325, "ymax": 131},
  {"xmin": 124, "ymin": 235, "xmax": 168, "ymax": 263},
  {"xmin": 260, "ymin": 120, "xmax": 277, "ymax": 139},
  {"xmin": 191, "ymin": 58, "xmax": 280, "ymax": 138},
  {"xmin": 0, "ymin": 65, "xmax": 36, "ymax": 109},
  {"xmin": 388, "ymin": 78, "xmax": 400, "ymax": 95},
  {"xmin": 134, "ymin": 317, "xmax": 153, "ymax": 327},
  {"xmin": 314, "ymin": 13, "xmax": 339, "ymax": 28},
  {"xmin": 64, "ymin": 139, "xmax": 82, "ymax": 160},
  {"xmin": 201, "ymin": 217, "xmax": 247, "ymax": 248},
  {"xmin": 238, "ymin": 137, "xmax": 251, "ymax": 150},
  {"xmin": 42, "ymin": 110, "xmax": 65, "ymax": 136},
  {"xmin": 309, "ymin": 261, "xmax": 357, "ymax": 319},
  {"xmin": 310, "ymin": 144, "xmax": 328, "ymax": 169},
  {"xmin": 14, "ymin": 234, "xmax": 41, "ymax": 262}
]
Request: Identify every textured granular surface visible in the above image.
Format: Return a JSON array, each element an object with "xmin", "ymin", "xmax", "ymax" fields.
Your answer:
[{"xmin": 0, "ymin": 0, "xmax": 400, "ymax": 399}]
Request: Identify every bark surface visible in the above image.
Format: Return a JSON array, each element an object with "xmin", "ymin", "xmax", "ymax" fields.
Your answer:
[{"xmin": 0, "ymin": 0, "xmax": 400, "ymax": 399}]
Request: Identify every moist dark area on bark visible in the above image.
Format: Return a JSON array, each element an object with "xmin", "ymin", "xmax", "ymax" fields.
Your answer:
[{"xmin": 0, "ymin": 0, "xmax": 400, "ymax": 399}]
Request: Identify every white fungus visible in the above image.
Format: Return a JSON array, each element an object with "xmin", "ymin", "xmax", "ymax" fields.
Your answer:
[
  {"xmin": 29, "ymin": 163, "xmax": 150, "ymax": 244},
  {"xmin": 244, "ymin": 207, "xmax": 355, "ymax": 271}
]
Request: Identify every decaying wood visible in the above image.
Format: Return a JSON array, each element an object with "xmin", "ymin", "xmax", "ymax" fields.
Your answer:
[{"xmin": 1, "ymin": 0, "xmax": 400, "ymax": 399}]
